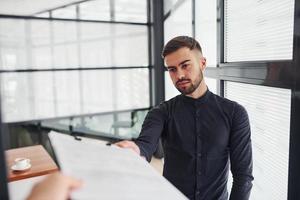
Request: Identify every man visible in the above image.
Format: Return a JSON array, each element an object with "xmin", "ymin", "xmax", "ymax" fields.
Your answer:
[{"xmin": 116, "ymin": 36, "xmax": 253, "ymax": 200}]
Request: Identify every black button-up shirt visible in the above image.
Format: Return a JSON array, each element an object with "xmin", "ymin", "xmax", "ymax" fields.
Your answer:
[{"xmin": 135, "ymin": 90, "xmax": 253, "ymax": 200}]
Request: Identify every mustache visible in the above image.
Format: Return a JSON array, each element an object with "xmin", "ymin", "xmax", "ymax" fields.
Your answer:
[{"xmin": 176, "ymin": 78, "xmax": 191, "ymax": 85}]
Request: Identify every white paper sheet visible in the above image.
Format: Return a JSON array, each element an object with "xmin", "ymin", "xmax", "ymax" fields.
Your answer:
[{"xmin": 49, "ymin": 131, "xmax": 187, "ymax": 200}]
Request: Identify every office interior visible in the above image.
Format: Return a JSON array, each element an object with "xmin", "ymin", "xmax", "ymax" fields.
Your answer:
[{"xmin": 0, "ymin": 0, "xmax": 299, "ymax": 199}]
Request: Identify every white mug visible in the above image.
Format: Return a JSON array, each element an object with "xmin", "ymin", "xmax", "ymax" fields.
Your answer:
[{"xmin": 14, "ymin": 158, "xmax": 30, "ymax": 169}]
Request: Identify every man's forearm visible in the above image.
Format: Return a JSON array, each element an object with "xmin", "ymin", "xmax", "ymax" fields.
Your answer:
[{"xmin": 229, "ymin": 176, "xmax": 253, "ymax": 200}]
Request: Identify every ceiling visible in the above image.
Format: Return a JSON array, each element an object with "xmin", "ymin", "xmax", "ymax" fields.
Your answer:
[{"xmin": 0, "ymin": 0, "xmax": 83, "ymax": 16}]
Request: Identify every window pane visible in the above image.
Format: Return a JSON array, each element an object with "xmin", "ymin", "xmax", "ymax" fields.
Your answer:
[
  {"xmin": 163, "ymin": 0, "xmax": 181, "ymax": 15},
  {"xmin": 195, "ymin": 0, "xmax": 217, "ymax": 67},
  {"xmin": 79, "ymin": 0, "xmax": 110, "ymax": 21},
  {"xmin": 0, "ymin": 1, "xmax": 69, "ymax": 15},
  {"xmin": 0, "ymin": 19, "xmax": 27, "ymax": 70},
  {"xmin": 114, "ymin": 0, "xmax": 147, "ymax": 23},
  {"xmin": 81, "ymin": 69, "xmax": 149, "ymax": 113},
  {"xmin": 51, "ymin": 5, "xmax": 77, "ymax": 19},
  {"xmin": 164, "ymin": 0, "xmax": 192, "ymax": 43},
  {"xmin": 0, "ymin": 69, "xmax": 149, "ymax": 123},
  {"xmin": 42, "ymin": 109, "xmax": 149, "ymax": 140},
  {"xmin": 205, "ymin": 77, "xmax": 217, "ymax": 94},
  {"xmin": 111, "ymin": 25, "xmax": 148, "ymax": 66},
  {"xmin": 224, "ymin": 82, "xmax": 291, "ymax": 200},
  {"xmin": 34, "ymin": 12, "xmax": 50, "ymax": 18},
  {"xmin": 0, "ymin": 18, "xmax": 149, "ymax": 69},
  {"xmin": 164, "ymin": 71, "xmax": 179, "ymax": 100},
  {"xmin": 224, "ymin": 0, "xmax": 295, "ymax": 62}
]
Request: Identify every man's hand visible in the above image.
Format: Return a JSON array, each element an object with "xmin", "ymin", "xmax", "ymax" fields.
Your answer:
[
  {"xmin": 27, "ymin": 173, "xmax": 82, "ymax": 200},
  {"xmin": 114, "ymin": 140, "xmax": 141, "ymax": 155}
]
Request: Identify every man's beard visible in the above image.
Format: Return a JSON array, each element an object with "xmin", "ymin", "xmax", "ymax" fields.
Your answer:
[{"xmin": 175, "ymin": 71, "xmax": 203, "ymax": 95}]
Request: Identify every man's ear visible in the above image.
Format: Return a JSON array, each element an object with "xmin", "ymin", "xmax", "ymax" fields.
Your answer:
[{"xmin": 200, "ymin": 57, "xmax": 207, "ymax": 71}]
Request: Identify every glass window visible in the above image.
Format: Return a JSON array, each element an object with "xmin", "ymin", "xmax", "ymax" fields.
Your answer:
[
  {"xmin": 113, "ymin": 0, "xmax": 147, "ymax": 23},
  {"xmin": 163, "ymin": 0, "xmax": 181, "ymax": 15},
  {"xmin": 34, "ymin": 12, "xmax": 50, "ymax": 18},
  {"xmin": 81, "ymin": 69, "xmax": 149, "ymax": 113},
  {"xmin": 0, "ymin": 19, "xmax": 27, "ymax": 70},
  {"xmin": 0, "ymin": 1, "xmax": 72, "ymax": 16},
  {"xmin": 164, "ymin": 0, "xmax": 192, "ymax": 43},
  {"xmin": 0, "ymin": 19, "xmax": 149, "ymax": 69},
  {"xmin": 224, "ymin": 0, "xmax": 295, "ymax": 62},
  {"xmin": 1, "ymin": 71, "xmax": 57, "ymax": 122},
  {"xmin": 195, "ymin": 0, "xmax": 217, "ymax": 67},
  {"xmin": 79, "ymin": 0, "xmax": 110, "ymax": 21},
  {"xmin": 205, "ymin": 77, "xmax": 217, "ymax": 94},
  {"xmin": 41, "ymin": 109, "xmax": 149, "ymax": 140},
  {"xmin": 31, "ymin": 20, "xmax": 51, "ymax": 46},
  {"xmin": 51, "ymin": 5, "xmax": 77, "ymax": 19},
  {"xmin": 111, "ymin": 25, "xmax": 148, "ymax": 66},
  {"xmin": 224, "ymin": 81, "xmax": 291, "ymax": 200},
  {"xmin": 0, "ymin": 69, "xmax": 149, "ymax": 123},
  {"xmin": 164, "ymin": 71, "xmax": 180, "ymax": 100}
]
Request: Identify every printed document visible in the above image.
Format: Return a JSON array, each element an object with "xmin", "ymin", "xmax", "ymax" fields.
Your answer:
[{"xmin": 49, "ymin": 131, "xmax": 187, "ymax": 200}]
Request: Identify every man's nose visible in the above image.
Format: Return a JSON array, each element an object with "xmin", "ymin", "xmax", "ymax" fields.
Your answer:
[{"xmin": 177, "ymin": 69, "xmax": 185, "ymax": 80}]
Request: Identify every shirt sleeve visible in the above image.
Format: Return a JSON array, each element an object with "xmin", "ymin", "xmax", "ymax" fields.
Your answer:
[
  {"xmin": 134, "ymin": 104, "xmax": 167, "ymax": 162},
  {"xmin": 229, "ymin": 103, "xmax": 254, "ymax": 200}
]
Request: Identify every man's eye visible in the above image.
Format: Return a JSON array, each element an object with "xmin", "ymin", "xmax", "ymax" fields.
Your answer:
[
  {"xmin": 168, "ymin": 68, "xmax": 176, "ymax": 72},
  {"xmin": 182, "ymin": 64, "xmax": 189, "ymax": 68}
]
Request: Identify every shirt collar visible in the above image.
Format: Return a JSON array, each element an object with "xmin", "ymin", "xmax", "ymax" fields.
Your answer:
[{"xmin": 180, "ymin": 87, "xmax": 211, "ymax": 105}]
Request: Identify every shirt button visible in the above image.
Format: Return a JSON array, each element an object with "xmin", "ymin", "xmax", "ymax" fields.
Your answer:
[
  {"xmin": 198, "ymin": 171, "xmax": 202, "ymax": 176},
  {"xmin": 196, "ymin": 190, "xmax": 200, "ymax": 196},
  {"xmin": 197, "ymin": 153, "xmax": 202, "ymax": 157}
]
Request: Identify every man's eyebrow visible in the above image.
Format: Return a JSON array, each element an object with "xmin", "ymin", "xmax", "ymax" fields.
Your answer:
[
  {"xmin": 166, "ymin": 66, "xmax": 175, "ymax": 71},
  {"xmin": 179, "ymin": 59, "xmax": 190, "ymax": 66},
  {"xmin": 166, "ymin": 59, "xmax": 190, "ymax": 69}
]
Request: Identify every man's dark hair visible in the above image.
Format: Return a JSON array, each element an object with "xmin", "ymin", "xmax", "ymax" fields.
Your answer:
[{"xmin": 161, "ymin": 36, "xmax": 202, "ymax": 59}]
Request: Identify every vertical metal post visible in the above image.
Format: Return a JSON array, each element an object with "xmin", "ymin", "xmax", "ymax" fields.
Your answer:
[
  {"xmin": 0, "ymin": 108, "xmax": 9, "ymax": 199},
  {"xmin": 147, "ymin": 0, "xmax": 153, "ymax": 107},
  {"xmin": 216, "ymin": 0, "xmax": 224, "ymax": 96},
  {"xmin": 288, "ymin": 1, "xmax": 300, "ymax": 199},
  {"xmin": 151, "ymin": 0, "xmax": 165, "ymax": 105},
  {"xmin": 192, "ymin": 0, "xmax": 195, "ymax": 37}
]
